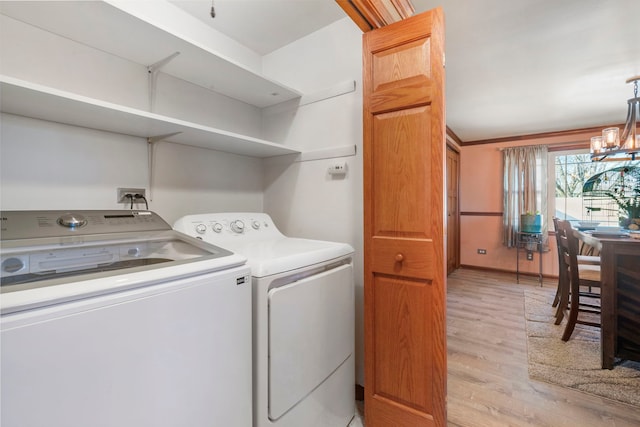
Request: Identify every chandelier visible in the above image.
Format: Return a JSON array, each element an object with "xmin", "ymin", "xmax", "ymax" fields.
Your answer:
[{"xmin": 590, "ymin": 76, "xmax": 640, "ymax": 161}]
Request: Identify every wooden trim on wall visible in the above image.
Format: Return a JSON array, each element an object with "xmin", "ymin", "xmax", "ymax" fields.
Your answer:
[
  {"xmin": 335, "ymin": 0, "xmax": 415, "ymax": 32},
  {"xmin": 446, "ymin": 140, "xmax": 461, "ymax": 153},
  {"xmin": 446, "ymin": 126, "xmax": 463, "ymax": 147},
  {"xmin": 459, "ymin": 264, "xmax": 558, "ymax": 280},
  {"xmin": 460, "ymin": 211, "xmax": 503, "ymax": 216},
  {"xmin": 355, "ymin": 384, "xmax": 364, "ymax": 401},
  {"xmin": 460, "ymin": 123, "xmax": 625, "ymax": 146},
  {"xmin": 335, "ymin": 0, "xmax": 374, "ymax": 31}
]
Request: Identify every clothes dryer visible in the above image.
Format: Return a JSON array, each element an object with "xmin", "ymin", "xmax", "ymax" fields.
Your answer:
[{"xmin": 174, "ymin": 212, "xmax": 355, "ymax": 427}]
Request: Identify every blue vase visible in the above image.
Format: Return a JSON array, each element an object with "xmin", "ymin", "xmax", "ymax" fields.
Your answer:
[{"xmin": 521, "ymin": 214, "xmax": 542, "ymax": 233}]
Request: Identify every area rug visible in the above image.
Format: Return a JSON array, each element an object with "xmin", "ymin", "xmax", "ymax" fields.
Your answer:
[{"xmin": 524, "ymin": 289, "xmax": 640, "ymax": 407}]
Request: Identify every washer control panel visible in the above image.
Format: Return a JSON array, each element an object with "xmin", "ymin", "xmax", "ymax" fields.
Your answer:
[{"xmin": 1, "ymin": 210, "xmax": 171, "ymax": 240}]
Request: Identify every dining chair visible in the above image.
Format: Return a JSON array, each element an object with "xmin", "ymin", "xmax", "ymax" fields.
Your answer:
[
  {"xmin": 551, "ymin": 218, "xmax": 600, "ymax": 314},
  {"xmin": 553, "ymin": 219, "xmax": 589, "ymax": 324},
  {"xmin": 555, "ymin": 219, "xmax": 601, "ymax": 341},
  {"xmin": 552, "ymin": 217, "xmax": 569, "ymax": 315}
]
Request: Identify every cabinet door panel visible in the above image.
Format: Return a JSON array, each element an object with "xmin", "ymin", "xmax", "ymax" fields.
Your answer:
[
  {"xmin": 372, "ymin": 275, "xmax": 434, "ymax": 410},
  {"xmin": 371, "ymin": 107, "xmax": 432, "ymax": 239},
  {"xmin": 363, "ymin": 8, "xmax": 446, "ymax": 427}
]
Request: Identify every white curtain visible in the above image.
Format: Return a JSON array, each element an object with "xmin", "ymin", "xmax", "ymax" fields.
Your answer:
[{"xmin": 503, "ymin": 145, "xmax": 548, "ymax": 247}]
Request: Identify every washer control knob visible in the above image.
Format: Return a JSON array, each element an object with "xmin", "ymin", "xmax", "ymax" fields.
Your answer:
[
  {"xmin": 2, "ymin": 257, "xmax": 25, "ymax": 274},
  {"xmin": 57, "ymin": 213, "xmax": 87, "ymax": 228},
  {"xmin": 195, "ymin": 224, "xmax": 207, "ymax": 234},
  {"xmin": 128, "ymin": 247, "xmax": 140, "ymax": 257},
  {"xmin": 230, "ymin": 220, "xmax": 245, "ymax": 234},
  {"xmin": 251, "ymin": 220, "xmax": 260, "ymax": 230},
  {"xmin": 212, "ymin": 223, "xmax": 223, "ymax": 233}
]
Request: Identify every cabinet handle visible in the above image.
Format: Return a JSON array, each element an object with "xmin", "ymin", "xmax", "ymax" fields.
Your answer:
[{"xmin": 395, "ymin": 253, "xmax": 404, "ymax": 263}]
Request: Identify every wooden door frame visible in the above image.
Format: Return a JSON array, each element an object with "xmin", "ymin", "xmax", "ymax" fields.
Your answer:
[
  {"xmin": 335, "ymin": 0, "xmax": 415, "ymax": 31},
  {"xmin": 446, "ymin": 144, "xmax": 461, "ymax": 274}
]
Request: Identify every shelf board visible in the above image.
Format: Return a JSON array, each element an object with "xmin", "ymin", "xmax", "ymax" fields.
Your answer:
[
  {"xmin": 0, "ymin": 76, "xmax": 300, "ymax": 158},
  {"xmin": 0, "ymin": 0, "xmax": 302, "ymax": 108}
]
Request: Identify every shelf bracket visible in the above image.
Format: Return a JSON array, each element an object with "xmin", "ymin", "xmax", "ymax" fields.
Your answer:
[
  {"xmin": 299, "ymin": 80, "xmax": 356, "ymax": 107},
  {"xmin": 147, "ymin": 132, "xmax": 182, "ymax": 202},
  {"xmin": 147, "ymin": 51, "xmax": 180, "ymax": 112}
]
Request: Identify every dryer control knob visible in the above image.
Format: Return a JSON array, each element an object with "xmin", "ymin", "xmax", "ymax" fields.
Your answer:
[
  {"xmin": 230, "ymin": 220, "xmax": 245, "ymax": 233},
  {"xmin": 212, "ymin": 223, "xmax": 223, "ymax": 233},
  {"xmin": 195, "ymin": 224, "xmax": 207, "ymax": 234},
  {"xmin": 251, "ymin": 220, "xmax": 260, "ymax": 230}
]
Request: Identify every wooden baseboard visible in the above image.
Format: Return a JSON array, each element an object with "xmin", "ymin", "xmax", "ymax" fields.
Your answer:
[
  {"xmin": 458, "ymin": 264, "xmax": 557, "ymax": 280},
  {"xmin": 355, "ymin": 384, "xmax": 364, "ymax": 401}
]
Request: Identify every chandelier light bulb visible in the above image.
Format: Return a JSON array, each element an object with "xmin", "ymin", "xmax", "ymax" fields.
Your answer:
[
  {"xmin": 591, "ymin": 76, "xmax": 640, "ymax": 161},
  {"xmin": 590, "ymin": 136, "xmax": 603, "ymax": 154},
  {"xmin": 602, "ymin": 127, "xmax": 620, "ymax": 149}
]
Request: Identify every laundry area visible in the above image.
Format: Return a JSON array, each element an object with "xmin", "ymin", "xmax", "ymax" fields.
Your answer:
[{"xmin": 0, "ymin": 1, "xmax": 364, "ymax": 426}]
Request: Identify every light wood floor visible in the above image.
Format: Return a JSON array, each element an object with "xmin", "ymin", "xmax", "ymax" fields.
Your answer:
[{"xmin": 446, "ymin": 268, "xmax": 640, "ymax": 427}]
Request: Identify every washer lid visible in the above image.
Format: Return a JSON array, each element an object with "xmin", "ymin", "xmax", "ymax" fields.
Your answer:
[
  {"xmin": 216, "ymin": 237, "xmax": 353, "ymax": 278},
  {"xmin": 0, "ymin": 232, "xmax": 247, "ymax": 315}
]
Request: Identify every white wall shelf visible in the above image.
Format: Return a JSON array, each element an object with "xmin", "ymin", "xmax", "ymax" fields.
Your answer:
[
  {"xmin": 0, "ymin": 0, "xmax": 302, "ymax": 108},
  {"xmin": 295, "ymin": 145, "xmax": 357, "ymax": 162},
  {"xmin": 0, "ymin": 76, "xmax": 301, "ymax": 158}
]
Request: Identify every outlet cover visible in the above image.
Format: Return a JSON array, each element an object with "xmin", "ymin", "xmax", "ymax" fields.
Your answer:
[
  {"xmin": 117, "ymin": 188, "xmax": 146, "ymax": 203},
  {"xmin": 526, "ymin": 252, "xmax": 534, "ymax": 261},
  {"xmin": 477, "ymin": 249, "xmax": 487, "ymax": 254}
]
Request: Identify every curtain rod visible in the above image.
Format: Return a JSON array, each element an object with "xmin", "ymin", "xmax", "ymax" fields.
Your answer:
[
  {"xmin": 497, "ymin": 141, "xmax": 588, "ymax": 151},
  {"xmin": 498, "ymin": 144, "xmax": 549, "ymax": 151}
]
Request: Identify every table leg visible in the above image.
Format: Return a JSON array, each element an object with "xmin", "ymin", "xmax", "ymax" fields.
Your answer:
[
  {"xmin": 516, "ymin": 242, "xmax": 520, "ymax": 283},
  {"xmin": 600, "ymin": 246, "xmax": 616, "ymax": 369},
  {"xmin": 538, "ymin": 240, "xmax": 543, "ymax": 287}
]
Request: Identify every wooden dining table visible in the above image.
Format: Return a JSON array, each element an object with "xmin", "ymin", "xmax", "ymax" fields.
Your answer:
[{"xmin": 576, "ymin": 230, "xmax": 640, "ymax": 369}]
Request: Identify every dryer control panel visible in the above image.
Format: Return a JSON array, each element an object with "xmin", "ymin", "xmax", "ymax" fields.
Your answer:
[{"xmin": 174, "ymin": 212, "xmax": 284, "ymax": 244}]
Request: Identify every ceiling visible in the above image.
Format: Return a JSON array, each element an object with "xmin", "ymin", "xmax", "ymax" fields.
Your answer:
[{"xmin": 170, "ymin": 0, "xmax": 640, "ymax": 143}]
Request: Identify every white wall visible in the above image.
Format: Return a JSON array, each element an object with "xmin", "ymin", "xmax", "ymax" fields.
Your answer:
[
  {"xmin": 1, "ymin": 2, "xmax": 366, "ymax": 387},
  {"xmin": 0, "ymin": 113, "xmax": 264, "ymax": 223},
  {"xmin": 0, "ymin": 14, "xmax": 263, "ymax": 136},
  {"xmin": 1, "ymin": 113, "xmax": 148, "ymax": 210},
  {"xmin": 261, "ymin": 18, "xmax": 365, "ymax": 385},
  {"xmin": 149, "ymin": 141, "xmax": 263, "ymax": 224},
  {"xmin": 0, "ymin": 10, "xmax": 265, "ymax": 222}
]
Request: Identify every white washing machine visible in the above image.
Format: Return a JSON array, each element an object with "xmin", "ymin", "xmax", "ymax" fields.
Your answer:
[
  {"xmin": 1, "ymin": 210, "xmax": 252, "ymax": 427},
  {"xmin": 174, "ymin": 212, "xmax": 355, "ymax": 427}
]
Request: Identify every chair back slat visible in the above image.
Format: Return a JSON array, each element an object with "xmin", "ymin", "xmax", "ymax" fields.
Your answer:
[
  {"xmin": 555, "ymin": 219, "xmax": 571, "ymax": 285},
  {"xmin": 555, "ymin": 218, "xmax": 601, "ymax": 341}
]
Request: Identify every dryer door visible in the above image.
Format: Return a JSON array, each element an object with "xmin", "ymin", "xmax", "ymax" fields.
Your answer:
[{"xmin": 268, "ymin": 263, "xmax": 354, "ymax": 420}]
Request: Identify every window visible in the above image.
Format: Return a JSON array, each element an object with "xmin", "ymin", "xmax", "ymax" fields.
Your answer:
[
  {"xmin": 549, "ymin": 149, "xmax": 639, "ymax": 228},
  {"xmin": 503, "ymin": 145, "xmax": 548, "ymax": 247}
]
